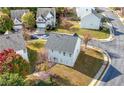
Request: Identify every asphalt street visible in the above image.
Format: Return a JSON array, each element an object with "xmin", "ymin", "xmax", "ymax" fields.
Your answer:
[{"xmin": 89, "ymin": 8, "xmax": 124, "ymax": 86}]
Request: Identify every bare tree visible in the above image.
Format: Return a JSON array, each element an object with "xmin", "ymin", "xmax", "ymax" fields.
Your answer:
[{"xmin": 83, "ymin": 32, "xmax": 92, "ymax": 50}]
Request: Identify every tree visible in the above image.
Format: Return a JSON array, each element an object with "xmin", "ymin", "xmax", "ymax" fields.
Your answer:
[
  {"xmin": 60, "ymin": 18, "xmax": 73, "ymax": 30},
  {"xmin": 0, "ymin": 48, "xmax": 30, "ymax": 76},
  {"xmin": 21, "ymin": 12, "xmax": 35, "ymax": 29},
  {"xmin": 1, "ymin": 8, "xmax": 10, "ymax": 15},
  {"xmin": 83, "ymin": 32, "xmax": 92, "ymax": 50},
  {"xmin": 0, "ymin": 12, "xmax": 13, "ymax": 34},
  {"xmin": 0, "ymin": 72, "xmax": 26, "ymax": 86}
]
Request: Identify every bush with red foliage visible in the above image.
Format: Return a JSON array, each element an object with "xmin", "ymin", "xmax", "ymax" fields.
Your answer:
[{"xmin": 0, "ymin": 48, "xmax": 29, "ymax": 76}]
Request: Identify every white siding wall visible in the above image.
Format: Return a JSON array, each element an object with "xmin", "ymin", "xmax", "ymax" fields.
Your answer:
[
  {"xmin": 76, "ymin": 7, "xmax": 95, "ymax": 18},
  {"xmin": 48, "ymin": 49, "xmax": 74, "ymax": 66},
  {"xmin": 47, "ymin": 37, "xmax": 81, "ymax": 67},
  {"xmin": 16, "ymin": 49, "xmax": 29, "ymax": 62},
  {"xmin": 72, "ymin": 38, "xmax": 81, "ymax": 64},
  {"xmin": 36, "ymin": 22, "xmax": 46, "ymax": 28},
  {"xmin": 13, "ymin": 25, "xmax": 23, "ymax": 31},
  {"xmin": 46, "ymin": 17, "xmax": 55, "ymax": 27},
  {"xmin": 80, "ymin": 13, "xmax": 101, "ymax": 29}
]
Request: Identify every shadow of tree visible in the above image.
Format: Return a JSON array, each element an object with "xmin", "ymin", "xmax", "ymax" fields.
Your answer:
[{"xmin": 102, "ymin": 65, "xmax": 122, "ymax": 82}]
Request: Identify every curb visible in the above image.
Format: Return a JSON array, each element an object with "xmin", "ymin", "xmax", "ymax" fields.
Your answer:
[
  {"xmin": 87, "ymin": 45, "xmax": 111, "ymax": 86},
  {"xmin": 95, "ymin": 50, "xmax": 111, "ymax": 86}
]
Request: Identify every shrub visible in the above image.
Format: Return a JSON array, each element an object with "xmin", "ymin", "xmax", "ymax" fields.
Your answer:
[
  {"xmin": 27, "ymin": 47, "xmax": 38, "ymax": 73},
  {"xmin": 0, "ymin": 48, "xmax": 30, "ymax": 76},
  {"xmin": 0, "ymin": 12, "xmax": 13, "ymax": 34},
  {"xmin": 60, "ymin": 19, "xmax": 73, "ymax": 30},
  {"xmin": 21, "ymin": 12, "xmax": 35, "ymax": 29},
  {"xmin": 0, "ymin": 72, "xmax": 27, "ymax": 86}
]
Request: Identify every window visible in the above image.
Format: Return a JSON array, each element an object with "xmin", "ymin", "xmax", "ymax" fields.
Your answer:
[
  {"xmin": 63, "ymin": 52, "xmax": 65, "ymax": 56},
  {"xmin": 52, "ymin": 50, "xmax": 53, "ymax": 52},
  {"xmin": 53, "ymin": 57, "xmax": 56, "ymax": 62},
  {"xmin": 86, "ymin": 9, "xmax": 88, "ymax": 11},
  {"xmin": 69, "ymin": 54, "xmax": 72, "ymax": 57}
]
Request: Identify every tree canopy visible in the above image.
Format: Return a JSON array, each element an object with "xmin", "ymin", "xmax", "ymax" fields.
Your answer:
[
  {"xmin": 21, "ymin": 12, "xmax": 35, "ymax": 29},
  {"xmin": 0, "ymin": 73, "xmax": 26, "ymax": 86},
  {"xmin": 0, "ymin": 12, "xmax": 13, "ymax": 34}
]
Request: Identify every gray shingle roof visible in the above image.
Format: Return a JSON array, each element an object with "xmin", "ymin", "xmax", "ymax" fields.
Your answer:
[
  {"xmin": 10, "ymin": 9, "xmax": 29, "ymax": 20},
  {"xmin": 92, "ymin": 9, "xmax": 103, "ymax": 19},
  {"xmin": 45, "ymin": 32, "xmax": 79, "ymax": 54},
  {"xmin": 0, "ymin": 32, "xmax": 26, "ymax": 51},
  {"xmin": 36, "ymin": 8, "xmax": 55, "ymax": 17}
]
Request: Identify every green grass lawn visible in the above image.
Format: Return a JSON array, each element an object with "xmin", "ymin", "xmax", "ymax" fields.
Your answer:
[
  {"xmin": 26, "ymin": 39, "xmax": 46, "ymax": 51},
  {"xmin": 26, "ymin": 39, "xmax": 47, "ymax": 73},
  {"xmin": 56, "ymin": 21, "xmax": 110, "ymax": 39},
  {"xmin": 49, "ymin": 48, "xmax": 104, "ymax": 86}
]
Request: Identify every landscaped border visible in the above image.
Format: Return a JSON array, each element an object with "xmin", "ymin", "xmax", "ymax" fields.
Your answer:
[{"xmin": 87, "ymin": 45, "xmax": 111, "ymax": 86}]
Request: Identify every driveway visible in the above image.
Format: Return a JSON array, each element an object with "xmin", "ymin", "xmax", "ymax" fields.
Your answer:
[{"xmin": 89, "ymin": 8, "xmax": 124, "ymax": 86}]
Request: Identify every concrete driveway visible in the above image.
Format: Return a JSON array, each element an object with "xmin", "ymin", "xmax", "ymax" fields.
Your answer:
[{"xmin": 89, "ymin": 8, "xmax": 124, "ymax": 86}]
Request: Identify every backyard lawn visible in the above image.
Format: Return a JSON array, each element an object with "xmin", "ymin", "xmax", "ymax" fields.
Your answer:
[
  {"xmin": 26, "ymin": 39, "xmax": 104, "ymax": 85},
  {"xmin": 26, "ymin": 39, "xmax": 46, "ymax": 51},
  {"xmin": 49, "ymin": 48, "xmax": 104, "ymax": 85},
  {"xmin": 56, "ymin": 21, "xmax": 110, "ymax": 39},
  {"xmin": 26, "ymin": 39, "xmax": 47, "ymax": 73}
]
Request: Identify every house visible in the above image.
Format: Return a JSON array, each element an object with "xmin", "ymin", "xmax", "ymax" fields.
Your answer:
[
  {"xmin": 45, "ymin": 33, "xmax": 81, "ymax": 67},
  {"xmin": 0, "ymin": 32, "xmax": 29, "ymax": 61},
  {"xmin": 36, "ymin": 8, "xmax": 56, "ymax": 33},
  {"xmin": 10, "ymin": 9, "xmax": 29, "ymax": 32},
  {"xmin": 76, "ymin": 7, "xmax": 95, "ymax": 18},
  {"xmin": 76, "ymin": 7, "xmax": 103, "ymax": 29}
]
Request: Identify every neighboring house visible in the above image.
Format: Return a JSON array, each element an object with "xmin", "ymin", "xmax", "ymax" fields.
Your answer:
[
  {"xmin": 76, "ymin": 7, "xmax": 95, "ymax": 18},
  {"xmin": 0, "ymin": 32, "xmax": 29, "ymax": 61},
  {"xmin": 45, "ymin": 33, "xmax": 81, "ymax": 67},
  {"xmin": 76, "ymin": 7, "xmax": 103, "ymax": 29},
  {"xmin": 10, "ymin": 9, "xmax": 29, "ymax": 32},
  {"xmin": 36, "ymin": 8, "xmax": 56, "ymax": 33}
]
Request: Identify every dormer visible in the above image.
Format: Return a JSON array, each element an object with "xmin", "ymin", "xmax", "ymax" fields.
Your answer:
[
  {"xmin": 46, "ymin": 12, "xmax": 54, "ymax": 20},
  {"xmin": 36, "ymin": 15, "xmax": 46, "ymax": 23},
  {"xmin": 13, "ymin": 18, "xmax": 22, "ymax": 25}
]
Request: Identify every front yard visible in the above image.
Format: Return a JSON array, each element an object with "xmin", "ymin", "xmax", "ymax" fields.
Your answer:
[
  {"xmin": 55, "ymin": 21, "xmax": 110, "ymax": 39},
  {"xmin": 26, "ymin": 39, "xmax": 104, "ymax": 85}
]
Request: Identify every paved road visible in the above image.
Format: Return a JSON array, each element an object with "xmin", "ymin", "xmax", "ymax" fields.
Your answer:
[{"xmin": 89, "ymin": 8, "xmax": 124, "ymax": 86}]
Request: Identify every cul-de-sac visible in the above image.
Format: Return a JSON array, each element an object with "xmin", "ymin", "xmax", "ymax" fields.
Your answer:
[{"xmin": 0, "ymin": 7, "xmax": 124, "ymax": 86}]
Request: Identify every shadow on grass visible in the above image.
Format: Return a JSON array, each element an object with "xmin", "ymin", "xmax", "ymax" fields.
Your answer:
[
  {"xmin": 73, "ymin": 50, "xmax": 104, "ymax": 78},
  {"xmin": 102, "ymin": 65, "xmax": 121, "ymax": 82}
]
